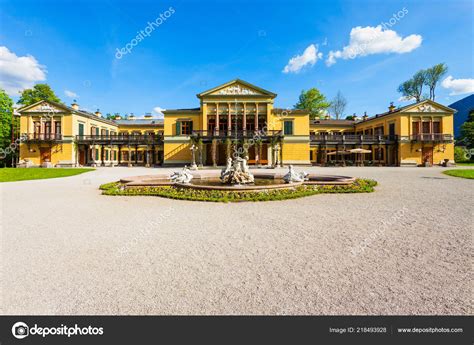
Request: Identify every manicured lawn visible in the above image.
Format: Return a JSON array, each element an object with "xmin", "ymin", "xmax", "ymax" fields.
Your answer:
[
  {"xmin": 456, "ymin": 162, "xmax": 474, "ymax": 166},
  {"xmin": 0, "ymin": 168, "xmax": 95, "ymax": 182},
  {"xmin": 443, "ymin": 169, "xmax": 474, "ymax": 179}
]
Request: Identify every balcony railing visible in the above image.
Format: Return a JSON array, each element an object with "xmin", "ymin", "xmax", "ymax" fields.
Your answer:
[
  {"xmin": 407, "ymin": 134, "xmax": 453, "ymax": 142},
  {"xmin": 23, "ymin": 133, "xmax": 63, "ymax": 141},
  {"xmin": 75, "ymin": 134, "xmax": 163, "ymax": 145},
  {"xmin": 310, "ymin": 134, "xmax": 398, "ymax": 144},
  {"xmin": 191, "ymin": 129, "xmax": 282, "ymax": 140}
]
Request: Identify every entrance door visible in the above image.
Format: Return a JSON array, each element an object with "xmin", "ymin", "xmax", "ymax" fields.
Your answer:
[
  {"xmin": 40, "ymin": 148, "xmax": 51, "ymax": 164},
  {"xmin": 422, "ymin": 147, "xmax": 433, "ymax": 165},
  {"xmin": 79, "ymin": 147, "xmax": 86, "ymax": 165}
]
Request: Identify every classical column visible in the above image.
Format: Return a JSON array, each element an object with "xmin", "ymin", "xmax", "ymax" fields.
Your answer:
[
  {"xmin": 118, "ymin": 145, "xmax": 122, "ymax": 165},
  {"xmin": 135, "ymin": 145, "xmax": 138, "ymax": 164},
  {"xmin": 243, "ymin": 103, "xmax": 247, "ymax": 135},
  {"xmin": 127, "ymin": 145, "xmax": 132, "ymax": 167},
  {"xmin": 215, "ymin": 103, "xmax": 219, "ymax": 135},
  {"xmin": 145, "ymin": 145, "xmax": 150, "ymax": 167},
  {"xmin": 50, "ymin": 117, "xmax": 55, "ymax": 139},
  {"xmin": 101, "ymin": 145, "xmax": 105, "ymax": 166},
  {"xmin": 255, "ymin": 103, "xmax": 259, "ymax": 132},
  {"xmin": 227, "ymin": 102, "xmax": 231, "ymax": 135}
]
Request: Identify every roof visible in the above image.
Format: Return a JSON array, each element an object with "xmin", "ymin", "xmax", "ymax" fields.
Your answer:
[
  {"xmin": 311, "ymin": 119, "xmax": 355, "ymax": 126},
  {"xmin": 115, "ymin": 119, "xmax": 164, "ymax": 125},
  {"xmin": 272, "ymin": 108, "xmax": 308, "ymax": 115},
  {"xmin": 162, "ymin": 107, "xmax": 200, "ymax": 113},
  {"xmin": 357, "ymin": 99, "xmax": 457, "ymax": 124},
  {"xmin": 18, "ymin": 100, "xmax": 117, "ymax": 126},
  {"xmin": 197, "ymin": 79, "xmax": 277, "ymax": 98}
]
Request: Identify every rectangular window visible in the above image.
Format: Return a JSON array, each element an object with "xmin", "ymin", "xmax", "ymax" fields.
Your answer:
[
  {"xmin": 113, "ymin": 151, "xmax": 117, "ymax": 160},
  {"xmin": 283, "ymin": 120, "xmax": 293, "ymax": 135},
  {"xmin": 96, "ymin": 127, "xmax": 99, "ymax": 136},
  {"xmin": 433, "ymin": 122, "xmax": 441, "ymax": 133},
  {"xmin": 95, "ymin": 149, "xmax": 99, "ymax": 160},
  {"xmin": 105, "ymin": 150, "xmax": 109, "ymax": 160},
  {"xmin": 55, "ymin": 121, "xmax": 61, "ymax": 134},
  {"xmin": 412, "ymin": 122, "xmax": 420, "ymax": 135},
  {"xmin": 34, "ymin": 122, "xmax": 41, "ymax": 137},
  {"xmin": 78, "ymin": 123, "xmax": 84, "ymax": 136},
  {"xmin": 422, "ymin": 122, "xmax": 430, "ymax": 133},
  {"xmin": 180, "ymin": 121, "xmax": 192, "ymax": 135}
]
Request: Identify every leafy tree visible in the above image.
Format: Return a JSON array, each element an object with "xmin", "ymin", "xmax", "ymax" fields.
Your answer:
[
  {"xmin": 459, "ymin": 109, "xmax": 474, "ymax": 148},
  {"xmin": 0, "ymin": 89, "xmax": 14, "ymax": 166},
  {"xmin": 17, "ymin": 83, "xmax": 61, "ymax": 106},
  {"xmin": 294, "ymin": 88, "xmax": 331, "ymax": 120},
  {"xmin": 329, "ymin": 91, "xmax": 347, "ymax": 119},
  {"xmin": 398, "ymin": 70, "xmax": 427, "ymax": 102},
  {"xmin": 425, "ymin": 63, "xmax": 448, "ymax": 100}
]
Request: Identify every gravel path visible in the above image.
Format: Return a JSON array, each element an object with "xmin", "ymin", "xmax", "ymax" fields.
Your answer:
[{"xmin": 0, "ymin": 166, "xmax": 472, "ymax": 315}]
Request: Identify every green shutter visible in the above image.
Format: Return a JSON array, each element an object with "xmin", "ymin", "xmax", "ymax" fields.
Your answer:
[
  {"xmin": 106, "ymin": 150, "xmax": 109, "ymax": 160},
  {"xmin": 78, "ymin": 123, "xmax": 84, "ymax": 136},
  {"xmin": 189, "ymin": 121, "xmax": 193, "ymax": 134},
  {"xmin": 95, "ymin": 149, "xmax": 99, "ymax": 160},
  {"xmin": 284, "ymin": 121, "xmax": 293, "ymax": 135},
  {"xmin": 176, "ymin": 122, "xmax": 181, "ymax": 135}
]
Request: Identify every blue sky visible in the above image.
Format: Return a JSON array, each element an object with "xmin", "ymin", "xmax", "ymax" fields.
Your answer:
[{"xmin": 0, "ymin": 0, "xmax": 473, "ymax": 117}]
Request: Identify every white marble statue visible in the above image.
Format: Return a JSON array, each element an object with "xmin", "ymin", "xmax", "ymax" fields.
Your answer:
[
  {"xmin": 170, "ymin": 165, "xmax": 193, "ymax": 183},
  {"xmin": 283, "ymin": 165, "xmax": 309, "ymax": 183},
  {"xmin": 220, "ymin": 156, "xmax": 254, "ymax": 184}
]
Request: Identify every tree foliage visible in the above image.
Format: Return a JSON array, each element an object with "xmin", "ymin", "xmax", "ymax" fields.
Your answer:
[
  {"xmin": 294, "ymin": 88, "xmax": 331, "ymax": 120},
  {"xmin": 397, "ymin": 63, "xmax": 448, "ymax": 102},
  {"xmin": 17, "ymin": 83, "xmax": 62, "ymax": 106},
  {"xmin": 329, "ymin": 91, "xmax": 347, "ymax": 119},
  {"xmin": 459, "ymin": 109, "xmax": 474, "ymax": 148},
  {"xmin": 0, "ymin": 89, "xmax": 14, "ymax": 150}
]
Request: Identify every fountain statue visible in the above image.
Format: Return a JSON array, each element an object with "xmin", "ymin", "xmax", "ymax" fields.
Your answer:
[
  {"xmin": 170, "ymin": 165, "xmax": 193, "ymax": 183},
  {"xmin": 220, "ymin": 156, "xmax": 255, "ymax": 185},
  {"xmin": 283, "ymin": 165, "xmax": 308, "ymax": 183}
]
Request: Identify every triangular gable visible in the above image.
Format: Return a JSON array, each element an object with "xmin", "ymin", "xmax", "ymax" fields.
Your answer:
[
  {"xmin": 400, "ymin": 99, "xmax": 456, "ymax": 114},
  {"xmin": 197, "ymin": 79, "xmax": 276, "ymax": 98},
  {"xmin": 18, "ymin": 100, "xmax": 70, "ymax": 114}
]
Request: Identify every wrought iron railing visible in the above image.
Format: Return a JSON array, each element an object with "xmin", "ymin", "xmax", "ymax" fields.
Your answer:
[
  {"xmin": 191, "ymin": 129, "xmax": 282, "ymax": 139},
  {"xmin": 75, "ymin": 134, "xmax": 163, "ymax": 144},
  {"xmin": 310, "ymin": 134, "xmax": 398, "ymax": 144},
  {"xmin": 408, "ymin": 134, "xmax": 453, "ymax": 142},
  {"xmin": 23, "ymin": 133, "xmax": 63, "ymax": 141}
]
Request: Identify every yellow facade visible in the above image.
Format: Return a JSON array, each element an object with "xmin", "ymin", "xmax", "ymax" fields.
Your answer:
[{"xmin": 17, "ymin": 80, "xmax": 455, "ymax": 167}]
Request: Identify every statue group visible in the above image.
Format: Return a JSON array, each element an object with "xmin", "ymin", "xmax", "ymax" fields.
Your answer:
[
  {"xmin": 283, "ymin": 165, "xmax": 309, "ymax": 183},
  {"xmin": 170, "ymin": 166, "xmax": 193, "ymax": 183},
  {"xmin": 220, "ymin": 156, "xmax": 255, "ymax": 185}
]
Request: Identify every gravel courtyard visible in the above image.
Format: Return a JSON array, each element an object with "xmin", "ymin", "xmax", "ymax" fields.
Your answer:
[{"xmin": 0, "ymin": 166, "xmax": 472, "ymax": 315}]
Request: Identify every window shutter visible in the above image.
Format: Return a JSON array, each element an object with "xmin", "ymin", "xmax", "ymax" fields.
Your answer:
[
  {"xmin": 176, "ymin": 122, "xmax": 181, "ymax": 135},
  {"xmin": 189, "ymin": 121, "xmax": 193, "ymax": 134}
]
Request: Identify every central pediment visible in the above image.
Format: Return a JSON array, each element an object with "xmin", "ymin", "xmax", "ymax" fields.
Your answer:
[
  {"xmin": 19, "ymin": 100, "xmax": 68, "ymax": 114},
  {"xmin": 197, "ymin": 79, "xmax": 276, "ymax": 98}
]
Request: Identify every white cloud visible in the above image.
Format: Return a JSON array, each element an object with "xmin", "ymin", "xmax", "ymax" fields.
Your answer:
[
  {"xmin": 153, "ymin": 106, "xmax": 166, "ymax": 118},
  {"xmin": 64, "ymin": 90, "xmax": 78, "ymax": 98},
  {"xmin": 283, "ymin": 44, "xmax": 323, "ymax": 73},
  {"xmin": 0, "ymin": 46, "xmax": 46, "ymax": 96},
  {"xmin": 325, "ymin": 26, "xmax": 422, "ymax": 66},
  {"xmin": 441, "ymin": 76, "xmax": 474, "ymax": 96}
]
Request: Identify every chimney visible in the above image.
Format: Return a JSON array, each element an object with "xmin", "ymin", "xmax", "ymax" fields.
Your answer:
[
  {"xmin": 71, "ymin": 100, "xmax": 79, "ymax": 110},
  {"xmin": 114, "ymin": 114, "xmax": 121, "ymax": 120},
  {"xmin": 128, "ymin": 113, "xmax": 135, "ymax": 120},
  {"xmin": 324, "ymin": 114, "xmax": 331, "ymax": 120},
  {"xmin": 362, "ymin": 111, "xmax": 368, "ymax": 121},
  {"xmin": 388, "ymin": 102, "xmax": 396, "ymax": 113},
  {"xmin": 95, "ymin": 108, "xmax": 102, "ymax": 117},
  {"xmin": 144, "ymin": 112, "xmax": 153, "ymax": 119}
]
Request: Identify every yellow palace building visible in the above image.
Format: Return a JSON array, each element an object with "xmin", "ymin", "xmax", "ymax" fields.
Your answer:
[{"xmin": 18, "ymin": 79, "xmax": 455, "ymax": 167}]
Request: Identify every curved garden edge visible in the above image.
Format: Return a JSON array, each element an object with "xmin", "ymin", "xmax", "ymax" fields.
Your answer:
[
  {"xmin": 99, "ymin": 179, "xmax": 378, "ymax": 202},
  {"xmin": 442, "ymin": 169, "xmax": 474, "ymax": 179}
]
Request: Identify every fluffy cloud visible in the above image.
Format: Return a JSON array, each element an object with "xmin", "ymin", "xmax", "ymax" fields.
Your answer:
[
  {"xmin": 153, "ymin": 106, "xmax": 166, "ymax": 118},
  {"xmin": 326, "ymin": 26, "xmax": 422, "ymax": 66},
  {"xmin": 64, "ymin": 90, "xmax": 78, "ymax": 98},
  {"xmin": 0, "ymin": 46, "xmax": 46, "ymax": 95},
  {"xmin": 283, "ymin": 44, "xmax": 323, "ymax": 73},
  {"xmin": 441, "ymin": 76, "xmax": 474, "ymax": 96}
]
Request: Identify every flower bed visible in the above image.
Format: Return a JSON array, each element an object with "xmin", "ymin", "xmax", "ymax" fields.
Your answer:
[{"xmin": 99, "ymin": 179, "xmax": 377, "ymax": 202}]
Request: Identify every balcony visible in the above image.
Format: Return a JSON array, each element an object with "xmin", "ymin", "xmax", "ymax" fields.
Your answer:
[
  {"xmin": 191, "ymin": 129, "xmax": 282, "ymax": 142},
  {"xmin": 75, "ymin": 134, "xmax": 163, "ymax": 145},
  {"xmin": 406, "ymin": 134, "xmax": 453, "ymax": 142},
  {"xmin": 23, "ymin": 133, "xmax": 63, "ymax": 142},
  {"xmin": 310, "ymin": 134, "xmax": 398, "ymax": 145}
]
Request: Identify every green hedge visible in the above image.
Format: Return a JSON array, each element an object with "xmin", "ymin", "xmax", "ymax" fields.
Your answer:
[{"xmin": 99, "ymin": 179, "xmax": 377, "ymax": 202}]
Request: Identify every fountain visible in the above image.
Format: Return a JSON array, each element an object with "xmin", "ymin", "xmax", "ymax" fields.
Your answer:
[{"xmin": 220, "ymin": 156, "xmax": 254, "ymax": 185}]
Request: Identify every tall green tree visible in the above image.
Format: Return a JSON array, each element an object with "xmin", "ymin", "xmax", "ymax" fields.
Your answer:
[
  {"xmin": 0, "ymin": 89, "xmax": 14, "ymax": 165},
  {"xmin": 459, "ymin": 110, "xmax": 474, "ymax": 148},
  {"xmin": 398, "ymin": 70, "xmax": 427, "ymax": 102},
  {"xmin": 425, "ymin": 63, "xmax": 448, "ymax": 100},
  {"xmin": 294, "ymin": 88, "xmax": 331, "ymax": 120},
  {"xmin": 17, "ymin": 83, "xmax": 61, "ymax": 107}
]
